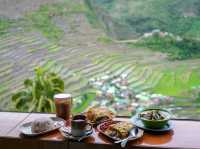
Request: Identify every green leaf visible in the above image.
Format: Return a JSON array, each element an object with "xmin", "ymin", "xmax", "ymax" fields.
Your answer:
[
  {"xmin": 37, "ymin": 96, "xmax": 44, "ymax": 112},
  {"xmin": 24, "ymin": 79, "xmax": 33, "ymax": 88},
  {"xmin": 28, "ymin": 101, "xmax": 37, "ymax": 112},
  {"xmin": 47, "ymin": 98, "xmax": 55, "ymax": 112},
  {"xmin": 12, "ymin": 65, "xmax": 65, "ymax": 112}
]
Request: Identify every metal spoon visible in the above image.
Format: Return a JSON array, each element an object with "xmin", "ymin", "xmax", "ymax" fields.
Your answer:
[{"xmin": 115, "ymin": 128, "xmax": 138, "ymax": 148}]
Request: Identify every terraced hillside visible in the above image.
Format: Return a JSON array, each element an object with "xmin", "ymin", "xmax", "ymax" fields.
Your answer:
[
  {"xmin": 0, "ymin": 29, "xmax": 167, "ymax": 109},
  {"xmin": 0, "ymin": 0, "xmax": 200, "ymax": 118}
]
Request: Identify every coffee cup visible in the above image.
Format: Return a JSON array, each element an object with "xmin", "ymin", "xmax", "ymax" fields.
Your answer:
[{"xmin": 71, "ymin": 114, "xmax": 92, "ymax": 137}]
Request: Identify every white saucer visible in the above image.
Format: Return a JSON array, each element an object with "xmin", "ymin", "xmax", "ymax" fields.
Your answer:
[{"xmin": 60, "ymin": 126, "xmax": 93, "ymax": 141}]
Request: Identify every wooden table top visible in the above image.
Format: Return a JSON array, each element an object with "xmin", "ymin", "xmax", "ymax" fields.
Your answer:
[{"xmin": 0, "ymin": 112, "xmax": 200, "ymax": 149}]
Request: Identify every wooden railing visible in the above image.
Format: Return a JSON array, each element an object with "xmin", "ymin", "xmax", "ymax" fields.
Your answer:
[{"xmin": 0, "ymin": 112, "xmax": 200, "ymax": 149}]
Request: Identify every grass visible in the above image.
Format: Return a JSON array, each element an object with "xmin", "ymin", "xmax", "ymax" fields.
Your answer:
[
  {"xmin": 97, "ymin": 36, "xmax": 113, "ymax": 44},
  {"xmin": 26, "ymin": 4, "xmax": 64, "ymax": 42},
  {"xmin": 0, "ymin": 1, "xmax": 100, "ymax": 42},
  {"xmin": 152, "ymin": 68, "xmax": 200, "ymax": 98},
  {"xmin": 72, "ymin": 92, "xmax": 96, "ymax": 114},
  {"xmin": 0, "ymin": 85, "xmax": 8, "ymax": 94},
  {"xmin": 0, "ymin": 18, "xmax": 13, "ymax": 36},
  {"xmin": 24, "ymin": 1, "xmax": 100, "ymax": 42}
]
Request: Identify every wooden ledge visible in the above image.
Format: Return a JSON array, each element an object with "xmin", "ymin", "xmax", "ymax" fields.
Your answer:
[{"xmin": 0, "ymin": 112, "xmax": 200, "ymax": 149}]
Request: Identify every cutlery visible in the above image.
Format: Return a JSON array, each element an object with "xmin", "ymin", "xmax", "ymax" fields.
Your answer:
[{"xmin": 115, "ymin": 128, "xmax": 138, "ymax": 147}]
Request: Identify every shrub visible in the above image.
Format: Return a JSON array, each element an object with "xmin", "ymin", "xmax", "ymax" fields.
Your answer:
[
  {"xmin": 12, "ymin": 67, "xmax": 64, "ymax": 112},
  {"xmin": 134, "ymin": 35, "xmax": 200, "ymax": 60}
]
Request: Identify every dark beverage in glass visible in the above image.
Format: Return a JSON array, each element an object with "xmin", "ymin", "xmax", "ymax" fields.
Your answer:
[{"xmin": 54, "ymin": 94, "xmax": 72, "ymax": 121}]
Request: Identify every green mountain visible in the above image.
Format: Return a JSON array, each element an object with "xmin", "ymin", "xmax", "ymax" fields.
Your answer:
[{"xmin": 86, "ymin": 0, "xmax": 200, "ymax": 40}]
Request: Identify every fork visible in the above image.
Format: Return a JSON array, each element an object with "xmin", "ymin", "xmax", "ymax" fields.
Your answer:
[{"xmin": 115, "ymin": 128, "xmax": 138, "ymax": 148}]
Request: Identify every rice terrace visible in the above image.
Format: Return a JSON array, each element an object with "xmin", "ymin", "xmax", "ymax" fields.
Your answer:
[{"xmin": 0, "ymin": 0, "xmax": 200, "ymax": 118}]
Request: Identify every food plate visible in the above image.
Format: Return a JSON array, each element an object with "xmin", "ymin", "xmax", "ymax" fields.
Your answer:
[
  {"xmin": 97, "ymin": 120, "xmax": 143, "ymax": 141},
  {"xmin": 59, "ymin": 126, "xmax": 93, "ymax": 141},
  {"xmin": 20, "ymin": 117, "xmax": 65, "ymax": 136},
  {"xmin": 131, "ymin": 116, "xmax": 173, "ymax": 133},
  {"xmin": 84, "ymin": 107, "xmax": 115, "ymax": 126},
  {"xmin": 88, "ymin": 118, "xmax": 114, "ymax": 126}
]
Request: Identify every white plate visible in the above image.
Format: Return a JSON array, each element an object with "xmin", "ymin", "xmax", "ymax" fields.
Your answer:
[
  {"xmin": 20, "ymin": 117, "xmax": 65, "ymax": 136},
  {"xmin": 97, "ymin": 120, "xmax": 144, "ymax": 141}
]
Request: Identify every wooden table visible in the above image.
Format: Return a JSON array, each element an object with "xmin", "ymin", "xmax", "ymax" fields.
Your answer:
[{"xmin": 0, "ymin": 112, "xmax": 200, "ymax": 149}]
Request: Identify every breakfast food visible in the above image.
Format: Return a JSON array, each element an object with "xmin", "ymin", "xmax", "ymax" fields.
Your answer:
[
  {"xmin": 140, "ymin": 110, "xmax": 169, "ymax": 120},
  {"xmin": 104, "ymin": 122, "xmax": 134, "ymax": 139},
  {"xmin": 85, "ymin": 107, "xmax": 114, "ymax": 124},
  {"xmin": 31, "ymin": 117, "xmax": 55, "ymax": 133}
]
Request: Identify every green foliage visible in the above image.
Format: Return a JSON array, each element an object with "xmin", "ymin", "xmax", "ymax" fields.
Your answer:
[
  {"xmin": 72, "ymin": 92, "xmax": 96, "ymax": 114},
  {"xmin": 12, "ymin": 67, "xmax": 64, "ymax": 112},
  {"xmin": 86, "ymin": 0, "xmax": 200, "ymax": 39},
  {"xmin": 26, "ymin": 2, "xmax": 88, "ymax": 41},
  {"xmin": 26, "ymin": 5, "xmax": 64, "ymax": 42},
  {"xmin": 0, "ymin": 84, "xmax": 8, "ymax": 94},
  {"xmin": 152, "ymin": 69, "xmax": 200, "ymax": 97},
  {"xmin": 84, "ymin": 0, "xmax": 108, "ymax": 27},
  {"xmin": 197, "ymin": 93, "xmax": 200, "ymax": 101},
  {"xmin": 0, "ymin": 18, "xmax": 13, "ymax": 35},
  {"xmin": 175, "ymin": 38, "xmax": 200, "ymax": 59},
  {"xmin": 132, "ymin": 35, "xmax": 200, "ymax": 60},
  {"xmin": 192, "ymin": 85, "xmax": 200, "ymax": 101},
  {"xmin": 25, "ymin": 1, "xmax": 100, "ymax": 41},
  {"xmin": 86, "ymin": 0, "xmax": 200, "ymax": 60},
  {"xmin": 97, "ymin": 36, "xmax": 113, "ymax": 44}
]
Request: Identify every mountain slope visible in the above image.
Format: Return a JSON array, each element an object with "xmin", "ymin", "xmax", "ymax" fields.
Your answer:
[{"xmin": 86, "ymin": 0, "xmax": 200, "ymax": 39}]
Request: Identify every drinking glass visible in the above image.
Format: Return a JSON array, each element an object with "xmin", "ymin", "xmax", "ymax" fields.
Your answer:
[{"xmin": 54, "ymin": 93, "xmax": 72, "ymax": 121}]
